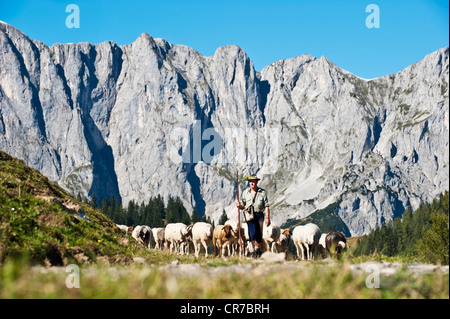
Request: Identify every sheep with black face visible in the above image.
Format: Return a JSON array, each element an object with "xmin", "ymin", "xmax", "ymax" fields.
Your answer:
[
  {"xmin": 325, "ymin": 231, "xmax": 347, "ymax": 258},
  {"xmin": 132, "ymin": 225, "xmax": 153, "ymax": 248}
]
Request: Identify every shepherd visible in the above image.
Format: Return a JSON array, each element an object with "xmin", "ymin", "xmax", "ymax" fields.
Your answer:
[{"xmin": 236, "ymin": 174, "xmax": 271, "ymax": 258}]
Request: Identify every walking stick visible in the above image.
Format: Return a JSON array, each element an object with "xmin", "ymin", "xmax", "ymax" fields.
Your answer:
[{"xmin": 236, "ymin": 169, "xmax": 243, "ymax": 256}]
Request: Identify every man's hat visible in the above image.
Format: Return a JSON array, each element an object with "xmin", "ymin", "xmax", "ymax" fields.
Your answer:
[{"xmin": 243, "ymin": 174, "xmax": 260, "ymax": 182}]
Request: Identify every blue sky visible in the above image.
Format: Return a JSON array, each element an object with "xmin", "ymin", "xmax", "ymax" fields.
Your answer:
[{"xmin": 0, "ymin": 0, "xmax": 448, "ymax": 79}]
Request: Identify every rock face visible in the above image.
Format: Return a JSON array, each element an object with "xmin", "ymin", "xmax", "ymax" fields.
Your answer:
[{"xmin": 0, "ymin": 21, "xmax": 448, "ymax": 235}]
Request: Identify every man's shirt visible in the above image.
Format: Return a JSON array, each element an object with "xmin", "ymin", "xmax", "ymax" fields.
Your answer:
[{"xmin": 241, "ymin": 187, "xmax": 269, "ymax": 213}]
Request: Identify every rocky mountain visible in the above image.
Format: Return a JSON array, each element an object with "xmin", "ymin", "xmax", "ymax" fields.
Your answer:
[{"xmin": 0, "ymin": 21, "xmax": 448, "ymax": 235}]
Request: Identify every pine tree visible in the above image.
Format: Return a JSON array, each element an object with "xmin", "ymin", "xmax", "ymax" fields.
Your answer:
[
  {"xmin": 151, "ymin": 195, "xmax": 165, "ymax": 227},
  {"xmin": 219, "ymin": 209, "xmax": 228, "ymax": 225},
  {"xmin": 165, "ymin": 196, "xmax": 190, "ymax": 224},
  {"xmin": 165, "ymin": 196, "xmax": 177, "ymax": 223},
  {"xmin": 114, "ymin": 195, "xmax": 125, "ymax": 224},
  {"xmin": 417, "ymin": 210, "xmax": 449, "ymax": 264},
  {"xmin": 127, "ymin": 200, "xmax": 137, "ymax": 226},
  {"xmin": 180, "ymin": 204, "xmax": 191, "ymax": 225},
  {"xmin": 416, "ymin": 191, "xmax": 449, "ymax": 264},
  {"xmin": 400, "ymin": 207, "xmax": 413, "ymax": 254},
  {"xmin": 354, "ymin": 192, "xmax": 449, "ymax": 261},
  {"xmin": 393, "ymin": 216, "xmax": 405, "ymax": 253},
  {"xmin": 205, "ymin": 215, "xmax": 214, "ymax": 228},
  {"xmin": 191, "ymin": 206, "xmax": 200, "ymax": 222},
  {"xmin": 89, "ymin": 193, "xmax": 97, "ymax": 208}
]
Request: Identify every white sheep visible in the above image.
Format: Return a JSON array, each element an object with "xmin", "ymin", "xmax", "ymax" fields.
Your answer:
[
  {"xmin": 132, "ymin": 225, "xmax": 153, "ymax": 249},
  {"xmin": 292, "ymin": 223, "xmax": 322, "ymax": 260},
  {"xmin": 191, "ymin": 222, "xmax": 214, "ymax": 257},
  {"xmin": 164, "ymin": 223, "xmax": 193, "ymax": 254},
  {"xmin": 241, "ymin": 222, "xmax": 250, "ymax": 255},
  {"xmin": 116, "ymin": 224, "xmax": 133, "ymax": 234},
  {"xmin": 116, "ymin": 224, "xmax": 129, "ymax": 232},
  {"xmin": 152, "ymin": 227, "xmax": 165, "ymax": 250},
  {"xmin": 165, "ymin": 223, "xmax": 185, "ymax": 254},
  {"xmin": 318, "ymin": 233, "xmax": 329, "ymax": 259},
  {"xmin": 262, "ymin": 222, "xmax": 281, "ymax": 253}
]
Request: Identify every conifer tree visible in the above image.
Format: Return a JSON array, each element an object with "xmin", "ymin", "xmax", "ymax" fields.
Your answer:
[
  {"xmin": 165, "ymin": 196, "xmax": 177, "ymax": 223},
  {"xmin": 219, "ymin": 209, "xmax": 228, "ymax": 225},
  {"xmin": 191, "ymin": 207, "xmax": 200, "ymax": 222},
  {"xmin": 89, "ymin": 193, "xmax": 97, "ymax": 208},
  {"xmin": 354, "ymin": 191, "xmax": 449, "ymax": 263},
  {"xmin": 150, "ymin": 195, "xmax": 165, "ymax": 227}
]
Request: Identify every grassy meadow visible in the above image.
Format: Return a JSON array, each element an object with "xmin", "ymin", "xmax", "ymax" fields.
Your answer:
[
  {"xmin": 1, "ymin": 150, "xmax": 449, "ymax": 299},
  {"xmin": 0, "ymin": 251, "xmax": 448, "ymax": 299}
]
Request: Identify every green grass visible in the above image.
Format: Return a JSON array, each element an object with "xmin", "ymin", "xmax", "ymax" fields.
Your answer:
[
  {"xmin": 0, "ymin": 150, "xmax": 145, "ymax": 265},
  {"xmin": 0, "ymin": 257, "xmax": 447, "ymax": 299}
]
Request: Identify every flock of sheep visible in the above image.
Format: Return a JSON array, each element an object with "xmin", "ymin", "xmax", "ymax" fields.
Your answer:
[{"xmin": 116, "ymin": 220, "xmax": 347, "ymax": 260}]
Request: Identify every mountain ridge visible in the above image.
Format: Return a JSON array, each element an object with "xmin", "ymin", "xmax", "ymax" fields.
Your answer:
[{"xmin": 0, "ymin": 21, "xmax": 448, "ymax": 236}]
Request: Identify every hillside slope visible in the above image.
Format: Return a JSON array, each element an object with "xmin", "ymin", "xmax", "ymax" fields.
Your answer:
[{"xmin": 0, "ymin": 150, "xmax": 136, "ymax": 265}]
